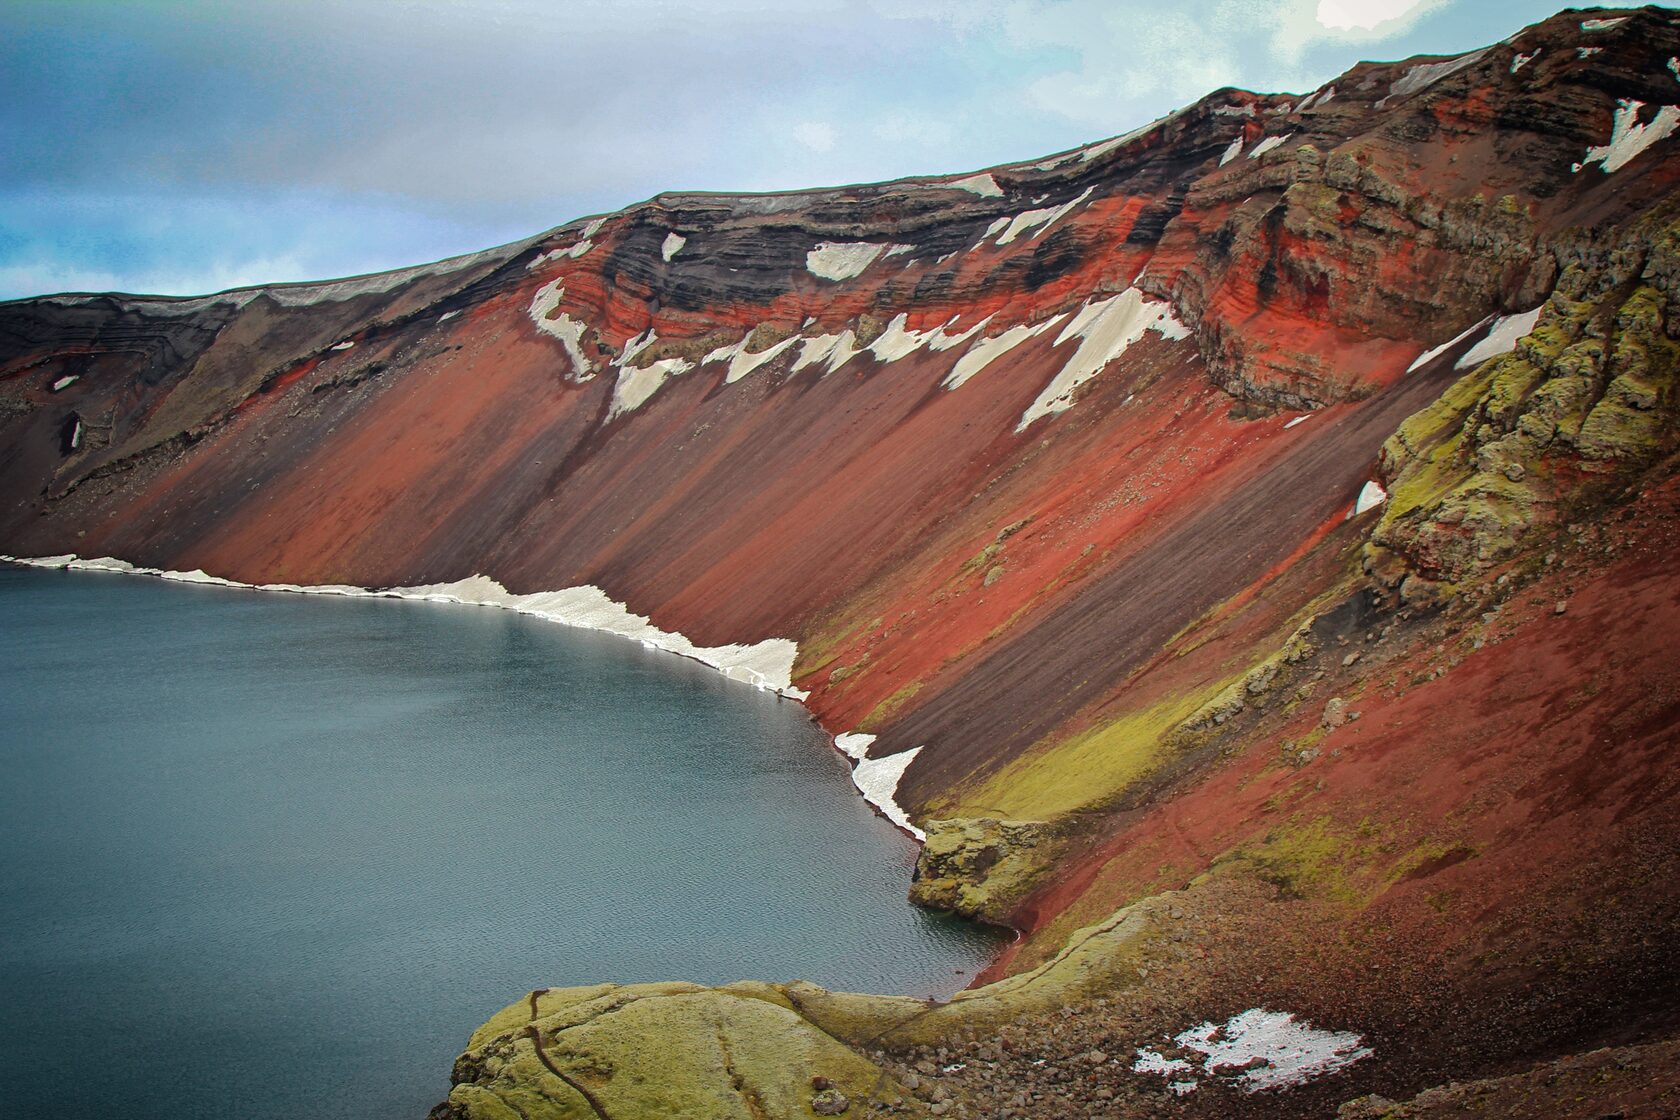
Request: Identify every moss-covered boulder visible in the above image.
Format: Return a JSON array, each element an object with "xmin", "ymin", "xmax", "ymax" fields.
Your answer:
[
  {"xmin": 909, "ymin": 817, "xmax": 1054, "ymax": 922},
  {"xmin": 435, "ymin": 898, "xmax": 1171, "ymax": 1117},
  {"xmin": 435, "ymin": 982, "xmax": 930, "ymax": 1120}
]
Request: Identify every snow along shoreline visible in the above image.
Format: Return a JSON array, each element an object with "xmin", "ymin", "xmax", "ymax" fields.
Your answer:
[{"xmin": 0, "ymin": 553, "xmax": 928, "ymax": 844}]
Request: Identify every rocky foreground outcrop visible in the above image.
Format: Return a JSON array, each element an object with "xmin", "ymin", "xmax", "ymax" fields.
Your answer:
[
  {"xmin": 435, "ymin": 900, "xmax": 1162, "ymax": 1120},
  {"xmin": 5, "ymin": 6, "xmax": 1680, "ymax": 1117}
]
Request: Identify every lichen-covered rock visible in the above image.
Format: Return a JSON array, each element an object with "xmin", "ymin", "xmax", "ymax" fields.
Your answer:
[
  {"xmin": 434, "ymin": 983, "xmax": 928, "ymax": 1120},
  {"xmin": 810, "ymin": 1086, "xmax": 849, "ymax": 1115},
  {"xmin": 1366, "ymin": 219, "xmax": 1680, "ymax": 596},
  {"xmin": 909, "ymin": 817, "xmax": 1053, "ymax": 921},
  {"xmin": 436, "ymin": 898, "xmax": 1169, "ymax": 1116}
]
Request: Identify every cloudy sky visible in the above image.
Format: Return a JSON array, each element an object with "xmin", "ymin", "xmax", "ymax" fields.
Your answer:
[{"xmin": 0, "ymin": 0, "xmax": 1629, "ymax": 300}]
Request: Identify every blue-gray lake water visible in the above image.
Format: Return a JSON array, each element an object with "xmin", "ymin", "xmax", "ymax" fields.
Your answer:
[{"xmin": 0, "ymin": 566, "xmax": 1000, "ymax": 1119}]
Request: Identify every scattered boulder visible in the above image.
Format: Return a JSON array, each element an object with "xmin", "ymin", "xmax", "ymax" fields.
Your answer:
[
  {"xmin": 1323, "ymin": 697, "xmax": 1349, "ymax": 729},
  {"xmin": 910, "ymin": 818, "xmax": 1054, "ymax": 922},
  {"xmin": 811, "ymin": 1087, "xmax": 850, "ymax": 1115}
]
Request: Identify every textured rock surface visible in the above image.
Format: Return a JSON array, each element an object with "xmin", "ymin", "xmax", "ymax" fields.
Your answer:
[
  {"xmin": 1366, "ymin": 209, "xmax": 1680, "ymax": 596},
  {"xmin": 1337, "ymin": 1036, "xmax": 1680, "ymax": 1120},
  {"xmin": 433, "ymin": 901, "xmax": 1167, "ymax": 1119},
  {"xmin": 909, "ymin": 818, "xmax": 1056, "ymax": 922}
]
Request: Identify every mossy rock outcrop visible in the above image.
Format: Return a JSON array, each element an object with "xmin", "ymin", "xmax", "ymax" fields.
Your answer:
[
  {"xmin": 1366, "ymin": 222, "xmax": 1680, "ymax": 600},
  {"xmin": 435, "ymin": 981, "xmax": 926, "ymax": 1120},
  {"xmin": 909, "ymin": 817, "xmax": 1054, "ymax": 922},
  {"xmin": 434, "ymin": 899, "xmax": 1169, "ymax": 1118}
]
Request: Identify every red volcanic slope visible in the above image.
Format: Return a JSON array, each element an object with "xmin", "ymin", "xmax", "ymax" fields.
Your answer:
[
  {"xmin": 0, "ymin": 8, "xmax": 1673, "ymax": 789},
  {"xmin": 3, "ymin": 8, "xmax": 1680, "ymax": 1084}
]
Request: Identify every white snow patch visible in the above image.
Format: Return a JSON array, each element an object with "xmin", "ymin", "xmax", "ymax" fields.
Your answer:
[
  {"xmin": 1187, "ymin": 1010, "xmax": 1371, "ymax": 1092},
  {"xmin": 527, "ymin": 279, "xmax": 596, "ymax": 382},
  {"xmin": 1670, "ymin": 57, "xmax": 1680, "ymax": 83},
  {"xmin": 1455, "ymin": 307, "xmax": 1543, "ymax": 369},
  {"xmin": 807, "ymin": 242, "xmax": 887, "ymax": 281},
  {"xmin": 6, "ymin": 554, "xmax": 810, "ymax": 700},
  {"xmin": 729, "ymin": 335, "xmax": 801, "ymax": 383},
  {"xmin": 527, "ymin": 237, "xmax": 596, "ymax": 269},
  {"xmin": 1511, "ymin": 49, "xmax": 1540, "ymax": 73},
  {"xmin": 661, "ymin": 233, "xmax": 687, "ymax": 262},
  {"xmin": 437, "ymin": 310, "xmax": 460, "ymax": 324},
  {"xmin": 1079, "ymin": 112, "xmax": 1179, "ymax": 162},
  {"xmin": 1582, "ymin": 17, "xmax": 1628, "ymax": 32},
  {"xmin": 1133, "ymin": 1009, "xmax": 1372, "ymax": 1095},
  {"xmin": 927, "ymin": 315, "xmax": 987, "ymax": 351},
  {"xmin": 609, "ymin": 360, "xmax": 690, "ymax": 418},
  {"xmin": 1247, "ymin": 133, "xmax": 1295, "ymax": 160},
  {"xmin": 704, "ymin": 331, "xmax": 803, "ymax": 384},
  {"xmin": 1576, "ymin": 98, "xmax": 1680, "ymax": 174},
  {"xmin": 1077, "ymin": 136, "xmax": 1128, "ymax": 163},
  {"xmin": 606, "ymin": 333, "xmax": 694, "ymax": 420},
  {"xmin": 1378, "ymin": 48, "xmax": 1490, "ymax": 108},
  {"xmin": 1033, "ymin": 150, "xmax": 1080, "ymax": 172},
  {"xmin": 1219, "ymin": 137, "xmax": 1245, "ymax": 166},
  {"xmin": 8, "ymin": 554, "xmax": 79, "ymax": 568},
  {"xmin": 1283, "ymin": 414, "xmax": 1311, "ymax": 429},
  {"xmin": 1299, "ymin": 85, "xmax": 1336, "ymax": 110},
  {"xmin": 50, "ymin": 375, "xmax": 78, "ymax": 392},
  {"xmin": 868, "ymin": 314, "xmax": 933, "ymax": 364},
  {"xmin": 1017, "ymin": 290, "xmax": 1189, "ymax": 430},
  {"xmin": 1354, "ymin": 480, "xmax": 1389, "ymax": 516},
  {"xmin": 834, "ymin": 733, "xmax": 876, "ymax": 761},
  {"xmin": 849, "ymin": 746, "xmax": 925, "ymax": 840},
  {"xmin": 867, "ymin": 313, "xmax": 989, "ymax": 365},
  {"xmin": 329, "ymin": 340, "xmax": 355, "ymax": 351},
  {"xmin": 1133, "ymin": 1050, "xmax": 1195, "ymax": 1077},
  {"xmin": 615, "ymin": 329, "xmax": 657, "ymax": 368},
  {"xmin": 69, "ymin": 421, "xmax": 82, "ymax": 449},
  {"xmin": 951, "ymin": 173, "xmax": 1003, "ymax": 197},
  {"xmin": 943, "ymin": 315, "xmax": 1066, "ymax": 390},
  {"xmin": 993, "ymin": 187, "xmax": 1095, "ymax": 247},
  {"xmin": 1407, "ymin": 315, "xmax": 1494, "ymax": 372},
  {"xmin": 783, "ymin": 313, "xmax": 993, "ymax": 378},
  {"xmin": 883, "ymin": 244, "xmax": 915, "ymax": 260},
  {"xmin": 1579, "ymin": 46, "xmax": 1604, "ymax": 59},
  {"xmin": 791, "ymin": 331, "xmax": 858, "ymax": 376}
]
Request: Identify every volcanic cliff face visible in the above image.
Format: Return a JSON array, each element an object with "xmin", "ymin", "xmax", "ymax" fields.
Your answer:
[{"xmin": 6, "ymin": 7, "xmax": 1680, "ymax": 1117}]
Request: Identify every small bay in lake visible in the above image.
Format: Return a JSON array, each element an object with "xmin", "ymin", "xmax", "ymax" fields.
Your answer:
[{"xmin": 0, "ymin": 567, "xmax": 1000, "ymax": 1120}]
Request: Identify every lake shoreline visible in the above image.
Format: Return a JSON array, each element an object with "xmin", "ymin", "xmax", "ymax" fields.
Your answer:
[{"xmin": 1, "ymin": 552, "xmax": 930, "ymax": 845}]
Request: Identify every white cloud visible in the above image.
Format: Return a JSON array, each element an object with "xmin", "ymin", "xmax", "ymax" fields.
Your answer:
[
  {"xmin": 1316, "ymin": 0, "xmax": 1425, "ymax": 31},
  {"xmin": 1266, "ymin": 0, "xmax": 1451, "ymax": 68}
]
